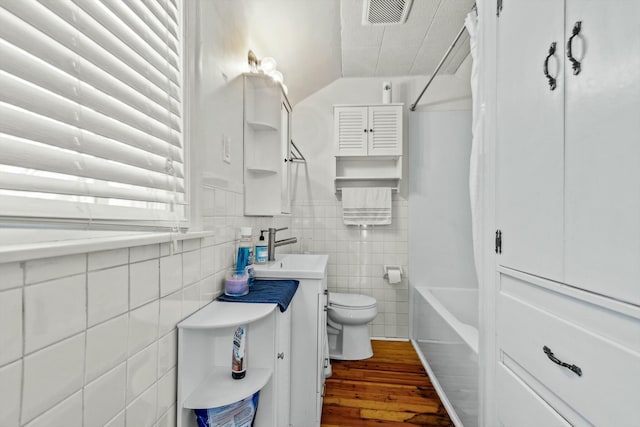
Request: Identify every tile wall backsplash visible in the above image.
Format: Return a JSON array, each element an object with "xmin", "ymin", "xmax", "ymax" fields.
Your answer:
[
  {"xmin": 0, "ymin": 235, "xmax": 229, "ymax": 427},
  {"xmin": 289, "ymin": 198, "xmax": 409, "ymax": 338}
]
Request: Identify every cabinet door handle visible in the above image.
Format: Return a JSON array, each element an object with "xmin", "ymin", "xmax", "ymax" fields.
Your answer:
[
  {"xmin": 369, "ymin": 128, "xmax": 374, "ymax": 133},
  {"xmin": 543, "ymin": 42, "xmax": 558, "ymax": 91},
  {"xmin": 567, "ymin": 21, "xmax": 582, "ymax": 75},
  {"xmin": 364, "ymin": 129, "xmax": 368, "ymax": 133},
  {"xmin": 277, "ymin": 352, "xmax": 284, "ymax": 359},
  {"xmin": 543, "ymin": 346, "xmax": 582, "ymax": 376}
]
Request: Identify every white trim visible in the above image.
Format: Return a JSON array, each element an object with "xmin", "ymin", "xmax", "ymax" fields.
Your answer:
[{"xmin": 0, "ymin": 230, "xmax": 213, "ymax": 263}]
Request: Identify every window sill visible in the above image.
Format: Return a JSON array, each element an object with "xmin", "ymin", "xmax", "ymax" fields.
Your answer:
[{"xmin": 0, "ymin": 229, "xmax": 215, "ymax": 264}]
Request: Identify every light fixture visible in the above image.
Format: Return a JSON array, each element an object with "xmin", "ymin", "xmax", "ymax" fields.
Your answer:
[
  {"xmin": 268, "ymin": 70, "xmax": 283, "ymax": 84},
  {"xmin": 247, "ymin": 50, "xmax": 258, "ymax": 72},
  {"xmin": 259, "ymin": 57, "xmax": 277, "ymax": 74}
]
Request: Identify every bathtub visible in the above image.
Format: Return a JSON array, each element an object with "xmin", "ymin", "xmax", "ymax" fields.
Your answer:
[{"xmin": 411, "ymin": 287, "xmax": 479, "ymax": 427}]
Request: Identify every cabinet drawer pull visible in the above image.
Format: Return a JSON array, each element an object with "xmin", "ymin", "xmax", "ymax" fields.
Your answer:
[
  {"xmin": 543, "ymin": 42, "xmax": 558, "ymax": 91},
  {"xmin": 567, "ymin": 21, "xmax": 582, "ymax": 75},
  {"xmin": 543, "ymin": 346, "xmax": 582, "ymax": 376}
]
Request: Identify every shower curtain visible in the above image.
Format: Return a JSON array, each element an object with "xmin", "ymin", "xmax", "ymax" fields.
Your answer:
[{"xmin": 465, "ymin": 8, "xmax": 483, "ymax": 283}]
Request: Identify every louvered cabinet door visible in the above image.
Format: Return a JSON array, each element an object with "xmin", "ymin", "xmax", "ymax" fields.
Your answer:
[
  {"xmin": 334, "ymin": 106, "xmax": 368, "ymax": 156},
  {"xmin": 368, "ymin": 105, "xmax": 402, "ymax": 156}
]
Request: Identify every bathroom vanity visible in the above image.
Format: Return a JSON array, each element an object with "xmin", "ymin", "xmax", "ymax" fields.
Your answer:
[
  {"xmin": 253, "ymin": 254, "xmax": 329, "ymax": 427},
  {"xmin": 176, "ymin": 254, "xmax": 328, "ymax": 427}
]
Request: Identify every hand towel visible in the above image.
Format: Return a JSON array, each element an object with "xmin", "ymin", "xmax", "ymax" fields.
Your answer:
[
  {"xmin": 217, "ymin": 279, "xmax": 299, "ymax": 312},
  {"xmin": 342, "ymin": 187, "xmax": 392, "ymax": 225}
]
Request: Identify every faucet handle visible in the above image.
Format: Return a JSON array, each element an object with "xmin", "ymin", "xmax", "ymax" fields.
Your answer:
[{"xmin": 275, "ymin": 227, "xmax": 288, "ymax": 232}]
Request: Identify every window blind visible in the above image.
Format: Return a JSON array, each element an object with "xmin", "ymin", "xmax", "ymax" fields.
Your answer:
[{"xmin": 0, "ymin": 0, "xmax": 185, "ymax": 226}]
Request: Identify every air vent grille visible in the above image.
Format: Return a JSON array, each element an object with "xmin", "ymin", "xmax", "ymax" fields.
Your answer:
[{"xmin": 363, "ymin": 0, "xmax": 413, "ymax": 25}]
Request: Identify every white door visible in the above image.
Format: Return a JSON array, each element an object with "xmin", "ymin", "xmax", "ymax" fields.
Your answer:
[
  {"xmin": 368, "ymin": 105, "xmax": 402, "ymax": 156},
  {"xmin": 334, "ymin": 106, "xmax": 368, "ymax": 156},
  {"xmin": 564, "ymin": 1, "xmax": 640, "ymax": 305},
  {"xmin": 496, "ymin": 0, "xmax": 565, "ymax": 281}
]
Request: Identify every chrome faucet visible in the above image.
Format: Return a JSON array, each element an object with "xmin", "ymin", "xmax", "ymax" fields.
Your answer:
[{"xmin": 264, "ymin": 227, "xmax": 297, "ymax": 261}]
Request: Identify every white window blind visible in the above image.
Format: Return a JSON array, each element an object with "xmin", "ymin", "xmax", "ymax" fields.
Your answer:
[{"xmin": 0, "ymin": 0, "xmax": 186, "ymax": 227}]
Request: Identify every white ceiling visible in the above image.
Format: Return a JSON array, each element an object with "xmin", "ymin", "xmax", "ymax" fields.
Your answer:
[
  {"xmin": 244, "ymin": 0, "xmax": 474, "ymax": 104},
  {"xmin": 341, "ymin": 0, "xmax": 474, "ymax": 77}
]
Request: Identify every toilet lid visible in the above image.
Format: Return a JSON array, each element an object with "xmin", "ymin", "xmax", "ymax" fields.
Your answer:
[{"xmin": 329, "ymin": 293, "xmax": 376, "ymax": 309}]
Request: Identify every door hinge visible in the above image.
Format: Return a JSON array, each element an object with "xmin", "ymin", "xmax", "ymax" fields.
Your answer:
[
  {"xmin": 495, "ymin": 230, "xmax": 502, "ymax": 254},
  {"xmin": 497, "ymin": 0, "xmax": 503, "ymax": 17}
]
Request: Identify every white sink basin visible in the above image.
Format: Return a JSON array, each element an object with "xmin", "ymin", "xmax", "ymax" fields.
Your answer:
[{"xmin": 252, "ymin": 254, "xmax": 328, "ymax": 279}]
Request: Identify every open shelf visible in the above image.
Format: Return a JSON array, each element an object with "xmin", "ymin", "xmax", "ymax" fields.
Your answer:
[
  {"xmin": 246, "ymin": 167, "xmax": 278, "ymax": 174},
  {"xmin": 247, "ymin": 120, "xmax": 278, "ymax": 131},
  {"xmin": 183, "ymin": 366, "xmax": 273, "ymax": 409},
  {"xmin": 178, "ymin": 301, "xmax": 276, "ymax": 330}
]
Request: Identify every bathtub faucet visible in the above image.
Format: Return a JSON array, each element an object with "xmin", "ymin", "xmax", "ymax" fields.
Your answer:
[{"xmin": 264, "ymin": 227, "xmax": 297, "ymax": 261}]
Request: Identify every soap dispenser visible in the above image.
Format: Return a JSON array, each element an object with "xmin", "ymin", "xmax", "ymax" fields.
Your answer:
[{"xmin": 255, "ymin": 230, "xmax": 268, "ymax": 264}]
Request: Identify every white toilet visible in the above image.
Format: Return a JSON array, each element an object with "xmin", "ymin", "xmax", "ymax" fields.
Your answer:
[{"xmin": 327, "ymin": 293, "xmax": 377, "ymax": 360}]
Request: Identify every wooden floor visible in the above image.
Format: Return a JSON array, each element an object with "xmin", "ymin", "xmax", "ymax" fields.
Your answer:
[{"xmin": 321, "ymin": 340, "xmax": 454, "ymax": 427}]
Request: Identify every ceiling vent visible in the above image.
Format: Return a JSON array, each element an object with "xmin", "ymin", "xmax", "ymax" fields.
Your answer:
[{"xmin": 362, "ymin": 0, "xmax": 414, "ymax": 26}]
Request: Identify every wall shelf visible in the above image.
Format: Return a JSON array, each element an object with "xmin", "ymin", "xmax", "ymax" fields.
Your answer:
[
  {"xmin": 183, "ymin": 367, "xmax": 273, "ymax": 409},
  {"xmin": 247, "ymin": 120, "xmax": 278, "ymax": 131},
  {"xmin": 246, "ymin": 167, "xmax": 278, "ymax": 174}
]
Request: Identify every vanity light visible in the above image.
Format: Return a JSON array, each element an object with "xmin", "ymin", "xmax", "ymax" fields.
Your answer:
[
  {"xmin": 260, "ymin": 56, "xmax": 277, "ymax": 74},
  {"xmin": 269, "ymin": 70, "xmax": 284, "ymax": 84}
]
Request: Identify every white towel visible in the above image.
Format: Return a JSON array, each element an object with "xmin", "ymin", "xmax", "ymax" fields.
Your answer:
[{"xmin": 342, "ymin": 187, "xmax": 392, "ymax": 225}]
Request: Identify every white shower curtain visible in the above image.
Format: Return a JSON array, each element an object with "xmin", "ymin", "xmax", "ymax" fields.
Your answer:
[{"xmin": 465, "ymin": 8, "xmax": 484, "ymax": 283}]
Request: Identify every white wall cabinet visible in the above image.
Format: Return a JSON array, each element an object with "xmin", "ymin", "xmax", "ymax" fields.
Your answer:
[
  {"xmin": 494, "ymin": 1, "xmax": 640, "ymax": 425},
  {"xmin": 496, "ymin": 0, "xmax": 640, "ymax": 305},
  {"xmin": 334, "ymin": 104, "xmax": 403, "ymax": 192},
  {"xmin": 244, "ymin": 74, "xmax": 291, "ymax": 216},
  {"xmin": 176, "ymin": 301, "xmax": 293, "ymax": 427},
  {"xmin": 334, "ymin": 104, "xmax": 402, "ymax": 156}
]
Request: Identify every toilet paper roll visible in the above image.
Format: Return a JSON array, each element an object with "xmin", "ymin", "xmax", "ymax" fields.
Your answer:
[{"xmin": 387, "ymin": 268, "xmax": 401, "ymax": 284}]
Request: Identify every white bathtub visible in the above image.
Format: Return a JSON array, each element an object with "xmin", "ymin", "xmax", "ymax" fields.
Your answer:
[{"xmin": 411, "ymin": 286, "xmax": 479, "ymax": 427}]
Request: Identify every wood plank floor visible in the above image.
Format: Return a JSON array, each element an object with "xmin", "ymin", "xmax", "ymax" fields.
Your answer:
[{"xmin": 321, "ymin": 340, "xmax": 454, "ymax": 427}]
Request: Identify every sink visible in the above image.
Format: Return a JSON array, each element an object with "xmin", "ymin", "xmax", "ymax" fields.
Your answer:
[{"xmin": 252, "ymin": 254, "xmax": 328, "ymax": 279}]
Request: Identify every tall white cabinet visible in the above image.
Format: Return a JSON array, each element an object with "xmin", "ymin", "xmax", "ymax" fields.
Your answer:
[
  {"xmin": 494, "ymin": 1, "xmax": 640, "ymax": 425},
  {"xmin": 243, "ymin": 74, "xmax": 291, "ymax": 215}
]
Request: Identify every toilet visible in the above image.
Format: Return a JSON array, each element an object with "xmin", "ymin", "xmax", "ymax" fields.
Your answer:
[{"xmin": 326, "ymin": 293, "xmax": 377, "ymax": 360}]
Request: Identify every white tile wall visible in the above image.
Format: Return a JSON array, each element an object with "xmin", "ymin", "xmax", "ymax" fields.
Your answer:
[
  {"xmin": 0, "ymin": 233, "xmax": 234, "ymax": 427},
  {"xmin": 83, "ymin": 363, "xmax": 126, "ymax": 427},
  {"xmin": 85, "ymin": 314, "xmax": 128, "ymax": 383},
  {"xmin": 24, "ymin": 391, "xmax": 83, "ymax": 427},
  {"xmin": 290, "ymin": 198, "xmax": 410, "ymax": 338},
  {"xmin": 130, "ymin": 259, "xmax": 160, "ymax": 309},
  {"xmin": 0, "ymin": 261, "xmax": 23, "ymax": 291},
  {"xmin": 88, "ymin": 266, "xmax": 129, "ymax": 327},
  {"xmin": 22, "ymin": 333, "xmax": 86, "ymax": 423},
  {"xmin": 24, "ymin": 275, "xmax": 86, "ymax": 353},
  {"xmin": 0, "ymin": 288, "xmax": 22, "ymax": 366},
  {"xmin": 0, "ymin": 360, "xmax": 21, "ymax": 426}
]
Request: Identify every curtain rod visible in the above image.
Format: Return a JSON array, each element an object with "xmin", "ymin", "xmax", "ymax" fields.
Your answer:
[{"xmin": 409, "ymin": 4, "xmax": 476, "ymax": 112}]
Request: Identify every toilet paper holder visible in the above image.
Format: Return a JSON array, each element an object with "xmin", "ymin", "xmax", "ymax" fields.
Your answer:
[{"xmin": 383, "ymin": 265, "xmax": 403, "ymax": 281}]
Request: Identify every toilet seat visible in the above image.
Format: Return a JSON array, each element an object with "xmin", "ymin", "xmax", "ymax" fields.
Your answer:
[{"xmin": 329, "ymin": 293, "xmax": 376, "ymax": 310}]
